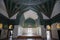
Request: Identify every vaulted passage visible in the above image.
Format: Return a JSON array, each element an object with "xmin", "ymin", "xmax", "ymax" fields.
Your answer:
[{"xmin": 0, "ymin": 0, "xmax": 60, "ymax": 40}]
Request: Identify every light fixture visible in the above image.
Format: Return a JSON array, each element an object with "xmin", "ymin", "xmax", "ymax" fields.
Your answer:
[
  {"xmin": 47, "ymin": 25, "xmax": 51, "ymax": 30},
  {"xmin": 0, "ymin": 23, "xmax": 3, "ymax": 29},
  {"xmin": 9, "ymin": 25, "xmax": 13, "ymax": 29},
  {"xmin": 57, "ymin": 24, "xmax": 60, "ymax": 29}
]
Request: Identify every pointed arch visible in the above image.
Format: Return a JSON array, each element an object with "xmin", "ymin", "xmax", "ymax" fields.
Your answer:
[{"xmin": 16, "ymin": 7, "xmax": 43, "ymax": 25}]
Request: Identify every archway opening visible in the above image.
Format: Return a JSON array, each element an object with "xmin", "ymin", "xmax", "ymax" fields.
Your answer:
[{"xmin": 17, "ymin": 9, "xmax": 42, "ymax": 36}]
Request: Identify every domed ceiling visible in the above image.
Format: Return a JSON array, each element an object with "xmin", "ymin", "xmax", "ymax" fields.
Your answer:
[
  {"xmin": 0, "ymin": 0, "xmax": 60, "ymax": 25},
  {"xmin": 13, "ymin": 0, "xmax": 48, "ymax": 5}
]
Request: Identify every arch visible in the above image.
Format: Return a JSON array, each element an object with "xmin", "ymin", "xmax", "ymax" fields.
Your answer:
[
  {"xmin": 24, "ymin": 18, "xmax": 36, "ymax": 28},
  {"xmin": 23, "ymin": 10, "xmax": 38, "ymax": 20},
  {"xmin": 16, "ymin": 7, "xmax": 43, "ymax": 25}
]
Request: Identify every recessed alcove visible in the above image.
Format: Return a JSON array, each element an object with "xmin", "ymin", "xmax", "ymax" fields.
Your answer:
[{"xmin": 16, "ymin": 10, "xmax": 43, "ymax": 36}]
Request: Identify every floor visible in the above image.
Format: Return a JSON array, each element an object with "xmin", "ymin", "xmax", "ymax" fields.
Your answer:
[
  {"xmin": 0, "ymin": 38, "xmax": 43, "ymax": 40},
  {"xmin": 0, "ymin": 38, "xmax": 58, "ymax": 40}
]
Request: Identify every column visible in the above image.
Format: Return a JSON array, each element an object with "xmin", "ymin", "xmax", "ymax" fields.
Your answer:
[
  {"xmin": 9, "ymin": 25, "xmax": 13, "ymax": 40},
  {"xmin": 46, "ymin": 25, "xmax": 51, "ymax": 40}
]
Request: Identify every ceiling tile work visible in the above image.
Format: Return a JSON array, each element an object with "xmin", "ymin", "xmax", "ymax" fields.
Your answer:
[
  {"xmin": 13, "ymin": 0, "xmax": 48, "ymax": 5},
  {"xmin": 10, "ymin": 13, "xmax": 18, "ymax": 19},
  {"xmin": 9, "ymin": 0, "xmax": 60, "ymax": 19},
  {"xmin": 2, "ymin": 0, "xmax": 59, "ymax": 19},
  {"xmin": 37, "ymin": 0, "xmax": 56, "ymax": 18},
  {"xmin": 41, "ymin": 12, "xmax": 49, "ymax": 19},
  {"xmin": 0, "ymin": 0, "xmax": 9, "ymax": 18},
  {"xmin": 3, "ymin": 0, "xmax": 18, "ymax": 17},
  {"xmin": 0, "ymin": 0, "xmax": 60, "ymax": 25},
  {"xmin": 51, "ymin": 0, "xmax": 60, "ymax": 18},
  {"xmin": 23, "ymin": 10, "xmax": 38, "ymax": 20}
]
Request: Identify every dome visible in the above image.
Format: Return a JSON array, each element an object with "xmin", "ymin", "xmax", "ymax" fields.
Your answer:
[{"xmin": 14, "ymin": 0, "xmax": 48, "ymax": 5}]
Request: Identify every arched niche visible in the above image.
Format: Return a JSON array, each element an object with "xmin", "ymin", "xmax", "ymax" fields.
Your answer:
[
  {"xmin": 16, "ymin": 7, "xmax": 43, "ymax": 25},
  {"xmin": 24, "ymin": 18, "xmax": 36, "ymax": 28},
  {"xmin": 13, "ymin": 8, "xmax": 44, "ymax": 37}
]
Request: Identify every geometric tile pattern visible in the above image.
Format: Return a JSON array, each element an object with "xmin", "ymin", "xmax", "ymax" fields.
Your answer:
[{"xmin": 0, "ymin": 0, "xmax": 60, "ymax": 20}]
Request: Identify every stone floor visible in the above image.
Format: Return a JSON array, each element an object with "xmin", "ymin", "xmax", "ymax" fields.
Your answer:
[{"xmin": 0, "ymin": 38, "xmax": 58, "ymax": 40}]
